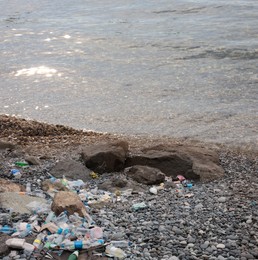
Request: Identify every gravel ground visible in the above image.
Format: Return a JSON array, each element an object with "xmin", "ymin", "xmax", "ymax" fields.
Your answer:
[{"xmin": 0, "ymin": 116, "xmax": 257, "ymax": 260}]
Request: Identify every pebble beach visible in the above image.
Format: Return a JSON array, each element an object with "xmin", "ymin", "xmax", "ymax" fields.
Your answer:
[{"xmin": 0, "ymin": 115, "xmax": 257, "ymax": 260}]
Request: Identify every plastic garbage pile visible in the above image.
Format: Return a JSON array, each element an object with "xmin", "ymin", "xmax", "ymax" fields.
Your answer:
[
  {"xmin": 173, "ymin": 175, "xmax": 194, "ymax": 197},
  {"xmin": 1, "ymin": 211, "xmax": 129, "ymax": 259},
  {"xmin": 1, "ymin": 172, "xmax": 132, "ymax": 259}
]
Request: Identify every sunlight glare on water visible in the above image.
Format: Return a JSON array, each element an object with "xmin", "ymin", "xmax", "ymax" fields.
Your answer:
[{"xmin": 0, "ymin": 0, "xmax": 257, "ymax": 146}]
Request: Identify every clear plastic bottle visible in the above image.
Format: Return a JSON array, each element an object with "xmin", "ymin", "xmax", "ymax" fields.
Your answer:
[
  {"xmin": 105, "ymin": 245, "xmax": 127, "ymax": 259},
  {"xmin": 26, "ymin": 183, "xmax": 31, "ymax": 193},
  {"xmin": 61, "ymin": 239, "xmax": 104, "ymax": 250},
  {"xmin": 33, "ymin": 233, "xmax": 46, "ymax": 250},
  {"xmin": 45, "ymin": 211, "xmax": 56, "ymax": 223},
  {"xmin": 0, "ymin": 225, "xmax": 16, "ymax": 235},
  {"xmin": 18, "ymin": 227, "xmax": 32, "ymax": 238},
  {"xmin": 55, "ymin": 212, "xmax": 68, "ymax": 225},
  {"xmin": 90, "ymin": 226, "xmax": 103, "ymax": 239},
  {"xmin": 110, "ymin": 240, "xmax": 132, "ymax": 248}
]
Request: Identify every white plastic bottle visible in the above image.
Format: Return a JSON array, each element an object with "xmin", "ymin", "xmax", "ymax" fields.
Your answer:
[
  {"xmin": 26, "ymin": 183, "xmax": 31, "ymax": 193},
  {"xmin": 105, "ymin": 245, "xmax": 127, "ymax": 259}
]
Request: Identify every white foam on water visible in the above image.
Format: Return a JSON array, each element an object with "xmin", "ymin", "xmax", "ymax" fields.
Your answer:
[
  {"xmin": 14, "ymin": 66, "xmax": 57, "ymax": 77},
  {"xmin": 63, "ymin": 35, "xmax": 71, "ymax": 39}
]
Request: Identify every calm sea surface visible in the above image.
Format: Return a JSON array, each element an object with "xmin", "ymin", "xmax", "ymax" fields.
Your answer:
[{"xmin": 0, "ymin": 0, "xmax": 257, "ymax": 145}]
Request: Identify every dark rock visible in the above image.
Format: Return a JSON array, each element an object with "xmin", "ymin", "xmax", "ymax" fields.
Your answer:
[
  {"xmin": 112, "ymin": 177, "xmax": 128, "ymax": 188},
  {"xmin": 126, "ymin": 165, "xmax": 165, "ymax": 185},
  {"xmin": 0, "ymin": 234, "xmax": 11, "ymax": 256},
  {"xmin": 25, "ymin": 155, "xmax": 41, "ymax": 165},
  {"xmin": 125, "ymin": 144, "xmax": 224, "ymax": 181},
  {"xmin": 50, "ymin": 158, "xmax": 91, "ymax": 181},
  {"xmin": 0, "ymin": 140, "xmax": 15, "ymax": 150},
  {"xmin": 81, "ymin": 141, "xmax": 129, "ymax": 173}
]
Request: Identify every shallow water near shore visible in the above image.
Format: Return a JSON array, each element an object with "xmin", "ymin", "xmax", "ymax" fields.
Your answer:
[{"xmin": 0, "ymin": 0, "xmax": 257, "ymax": 146}]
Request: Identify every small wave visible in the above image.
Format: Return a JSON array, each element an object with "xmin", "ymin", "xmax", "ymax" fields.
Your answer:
[{"xmin": 180, "ymin": 48, "xmax": 258, "ymax": 60}]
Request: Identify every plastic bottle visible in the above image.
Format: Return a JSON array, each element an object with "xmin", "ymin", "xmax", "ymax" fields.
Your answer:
[
  {"xmin": 15, "ymin": 162, "xmax": 29, "ymax": 167},
  {"xmin": 90, "ymin": 226, "xmax": 103, "ymax": 239},
  {"xmin": 110, "ymin": 240, "xmax": 133, "ymax": 248},
  {"xmin": 105, "ymin": 245, "xmax": 127, "ymax": 259},
  {"xmin": 16, "ymin": 222, "xmax": 32, "ymax": 231},
  {"xmin": 31, "ymin": 190, "xmax": 46, "ymax": 198},
  {"xmin": 10, "ymin": 169, "xmax": 22, "ymax": 179},
  {"xmin": 55, "ymin": 212, "xmax": 68, "ymax": 225},
  {"xmin": 5, "ymin": 238, "xmax": 34, "ymax": 251},
  {"xmin": 68, "ymin": 180, "xmax": 85, "ymax": 190},
  {"xmin": 61, "ymin": 175, "xmax": 68, "ymax": 186},
  {"xmin": 68, "ymin": 251, "xmax": 79, "ymax": 260},
  {"xmin": 18, "ymin": 227, "xmax": 32, "ymax": 238},
  {"xmin": 33, "ymin": 233, "xmax": 46, "ymax": 250},
  {"xmin": 53, "ymin": 234, "xmax": 64, "ymax": 245},
  {"xmin": 76, "ymin": 227, "xmax": 88, "ymax": 235},
  {"xmin": 45, "ymin": 211, "xmax": 56, "ymax": 223},
  {"xmin": 61, "ymin": 239, "xmax": 104, "ymax": 250},
  {"xmin": 56, "ymin": 227, "xmax": 70, "ymax": 235},
  {"xmin": 26, "ymin": 183, "xmax": 31, "ymax": 193},
  {"xmin": 0, "ymin": 225, "xmax": 16, "ymax": 235}
]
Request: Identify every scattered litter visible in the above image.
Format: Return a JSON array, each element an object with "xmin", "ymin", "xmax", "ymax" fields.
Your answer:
[
  {"xmin": 68, "ymin": 250, "xmax": 79, "ymax": 260},
  {"xmin": 15, "ymin": 162, "xmax": 29, "ymax": 167},
  {"xmin": 149, "ymin": 186, "xmax": 158, "ymax": 195},
  {"xmin": 10, "ymin": 169, "xmax": 22, "ymax": 179},
  {"xmin": 132, "ymin": 202, "xmax": 148, "ymax": 211}
]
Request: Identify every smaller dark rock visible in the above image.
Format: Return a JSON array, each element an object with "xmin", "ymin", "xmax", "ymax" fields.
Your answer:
[
  {"xmin": 50, "ymin": 158, "xmax": 91, "ymax": 181},
  {"xmin": 25, "ymin": 155, "xmax": 41, "ymax": 165},
  {"xmin": 0, "ymin": 234, "xmax": 11, "ymax": 256},
  {"xmin": 126, "ymin": 165, "xmax": 165, "ymax": 185},
  {"xmin": 0, "ymin": 140, "xmax": 15, "ymax": 150}
]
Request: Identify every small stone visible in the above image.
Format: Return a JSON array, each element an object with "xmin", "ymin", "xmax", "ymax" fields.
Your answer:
[
  {"xmin": 188, "ymin": 236, "xmax": 196, "ymax": 243},
  {"xmin": 217, "ymin": 255, "xmax": 226, "ymax": 260},
  {"xmin": 246, "ymin": 219, "xmax": 252, "ymax": 224},
  {"xmin": 217, "ymin": 244, "xmax": 226, "ymax": 249},
  {"xmin": 187, "ymin": 243, "xmax": 195, "ymax": 248},
  {"xmin": 195, "ymin": 203, "xmax": 203, "ymax": 210},
  {"xmin": 201, "ymin": 241, "xmax": 210, "ymax": 249},
  {"xmin": 172, "ymin": 226, "xmax": 183, "ymax": 235},
  {"xmin": 168, "ymin": 257, "xmax": 179, "ymax": 260},
  {"xmin": 218, "ymin": 197, "xmax": 227, "ymax": 203}
]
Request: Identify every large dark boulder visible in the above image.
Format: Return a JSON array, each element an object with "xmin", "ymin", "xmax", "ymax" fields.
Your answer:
[
  {"xmin": 81, "ymin": 141, "xmax": 129, "ymax": 173},
  {"xmin": 125, "ymin": 144, "xmax": 224, "ymax": 181},
  {"xmin": 50, "ymin": 158, "xmax": 91, "ymax": 181}
]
